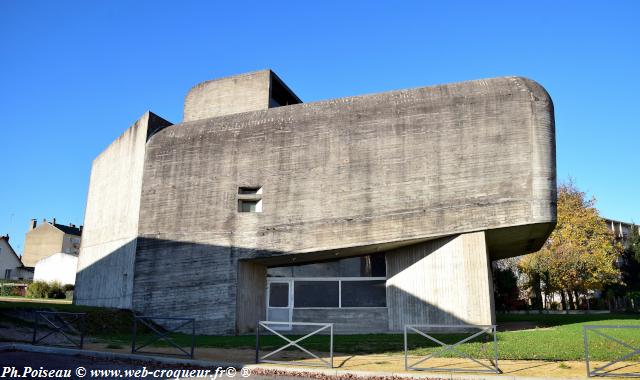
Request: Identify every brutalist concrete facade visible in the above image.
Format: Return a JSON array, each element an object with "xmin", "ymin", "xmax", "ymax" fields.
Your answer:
[{"xmin": 75, "ymin": 70, "xmax": 556, "ymax": 335}]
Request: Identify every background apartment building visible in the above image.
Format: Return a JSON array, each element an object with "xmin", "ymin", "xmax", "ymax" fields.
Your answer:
[{"xmin": 21, "ymin": 219, "xmax": 82, "ymax": 268}]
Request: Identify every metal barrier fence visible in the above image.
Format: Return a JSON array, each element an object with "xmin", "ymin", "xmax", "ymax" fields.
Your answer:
[
  {"xmin": 32, "ymin": 311, "xmax": 86, "ymax": 349},
  {"xmin": 132, "ymin": 315, "xmax": 195, "ymax": 358},
  {"xmin": 404, "ymin": 324, "xmax": 500, "ymax": 373},
  {"xmin": 256, "ymin": 321, "xmax": 333, "ymax": 368},
  {"xmin": 583, "ymin": 325, "xmax": 640, "ymax": 377}
]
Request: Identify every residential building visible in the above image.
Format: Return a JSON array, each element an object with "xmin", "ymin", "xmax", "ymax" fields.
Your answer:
[
  {"xmin": 0, "ymin": 235, "xmax": 33, "ymax": 280},
  {"xmin": 603, "ymin": 217, "xmax": 639, "ymax": 247},
  {"xmin": 21, "ymin": 219, "xmax": 82, "ymax": 268}
]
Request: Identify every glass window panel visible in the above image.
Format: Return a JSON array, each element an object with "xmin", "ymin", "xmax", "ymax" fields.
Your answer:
[
  {"xmin": 267, "ymin": 266, "xmax": 293, "ymax": 278},
  {"xmin": 293, "ymin": 261, "xmax": 341, "ymax": 277},
  {"xmin": 294, "ymin": 281, "xmax": 339, "ymax": 307},
  {"xmin": 370, "ymin": 253, "xmax": 386, "ymax": 277},
  {"xmin": 341, "ymin": 253, "xmax": 386, "ymax": 277},
  {"xmin": 338, "ymin": 257, "xmax": 361, "ymax": 277},
  {"xmin": 341, "ymin": 280, "xmax": 386, "ymax": 307},
  {"xmin": 268, "ymin": 282, "xmax": 289, "ymax": 307},
  {"xmin": 269, "ymin": 253, "xmax": 386, "ymax": 279},
  {"xmin": 238, "ymin": 200, "xmax": 258, "ymax": 212}
]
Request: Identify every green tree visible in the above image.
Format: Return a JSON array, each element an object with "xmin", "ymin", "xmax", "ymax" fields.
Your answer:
[
  {"xmin": 628, "ymin": 225, "xmax": 640, "ymax": 263},
  {"xmin": 519, "ymin": 181, "xmax": 622, "ymax": 309},
  {"xmin": 610, "ymin": 224, "xmax": 640, "ymax": 294}
]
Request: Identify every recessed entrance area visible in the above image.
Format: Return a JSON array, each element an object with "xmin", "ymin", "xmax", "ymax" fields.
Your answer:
[{"xmin": 265, "ymin": 253, "xmax": 387, "ymax": 330}]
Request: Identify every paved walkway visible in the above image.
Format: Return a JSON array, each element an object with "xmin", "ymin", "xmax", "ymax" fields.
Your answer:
[{"xmin": 81, "ymin": 342, "xmax": 637, "ymax": 379}]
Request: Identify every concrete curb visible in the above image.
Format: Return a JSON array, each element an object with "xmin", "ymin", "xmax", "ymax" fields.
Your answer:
[
  {"xmin": 0, "ymin": 343, "xmax": 590, "ymax": 380},
  {"xmin": 245, "ymin": 364, "xmax": 588, "ymax": 380},
  {"xmin": 245, "ymin": 364, "xmax": 590, "ymax": 380}
]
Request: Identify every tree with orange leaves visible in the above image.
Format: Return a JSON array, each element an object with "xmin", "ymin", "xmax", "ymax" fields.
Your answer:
[{"xmin": 519, "ymin": 181, "xmax": 622, "ymax": 310}]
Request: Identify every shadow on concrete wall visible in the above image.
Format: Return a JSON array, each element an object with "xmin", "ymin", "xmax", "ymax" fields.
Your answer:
[
  {"xmin": 75, "ymin": 236, "xmax": 479, "ymax": 336},
  {"xmin": 74, "ymin": 239, "xmax": 137, "ymax": 309}
]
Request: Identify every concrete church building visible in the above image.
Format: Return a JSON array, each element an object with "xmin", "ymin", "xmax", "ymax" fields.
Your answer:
[{"xmin": 74, "ymin": 70, "xmax": 556, "ymax": 334}]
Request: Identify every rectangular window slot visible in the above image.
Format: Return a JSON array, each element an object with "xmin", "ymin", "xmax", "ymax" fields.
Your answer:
[
  {"xmin": 238, "ymin": 199, "xmax": 262, "ymax": 212},
  {"xmin": 238, "ymin": 186, "xmax": 262, "ymax": 212},
  {"xmin": 238, "ymin": 186, "xmax": 262, "ymax": 195}
]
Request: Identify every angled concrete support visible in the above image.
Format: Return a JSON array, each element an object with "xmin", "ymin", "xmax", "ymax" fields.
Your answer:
[{"xmin": 386, "ymin": 231, "xmax": 495, "ymax": 330}]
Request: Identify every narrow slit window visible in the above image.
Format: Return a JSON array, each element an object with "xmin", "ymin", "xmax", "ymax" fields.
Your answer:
[
  {"xmin": 238, "ymin": 199, "xmax": 262, "ymax": 212},
  {"xmin": 238, "ymin": 187, "xmax": 262, "ymax": 195},
  {"xmin": 237, "ymin": 186, "xmax": 263, "ymax": 212}
]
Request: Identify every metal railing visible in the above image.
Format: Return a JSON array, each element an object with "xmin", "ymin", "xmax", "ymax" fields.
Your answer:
[
  {"xmin": 32, "ymin": 311, "xmax": 86, "ymax": 349},
  {"xmin": 404, "ymin": 324, "xmax": 500, "ymax": 373},
  {"xmin": 584, "ymin": 325, "xmax": 640, "ymax": 377},
  {"xmin": 256, "ymin": 321, "xmax": 333, "ymax": 368},
  {"xmin": 131, "ymin": 315, "xmax": 195, "ymax": 358}
]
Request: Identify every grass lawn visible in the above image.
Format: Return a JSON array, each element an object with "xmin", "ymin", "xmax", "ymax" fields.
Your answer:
[
  {"xmin": 0, "ymin": 299, "xmax": 134, "ymax": 336},
  {"xmin": 2, "ymin": 299, "xmax": 638, "ymax": 362},
  {"xmin": 99, "ymin": 313, "xmax": 640, "ymax": 361}
]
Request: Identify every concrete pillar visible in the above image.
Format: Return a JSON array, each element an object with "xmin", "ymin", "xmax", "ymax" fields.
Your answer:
[
  {"xmin": 386, "ymin": 231, "xmax": 495, "ymax": 330},
  {"xmin": 236, "ymin": 260, "xmax": 266, "ymax": 334}
]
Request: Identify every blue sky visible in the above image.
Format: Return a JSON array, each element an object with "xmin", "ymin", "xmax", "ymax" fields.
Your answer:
[{"xmin": 1, "ymin": 1, "xmax": 638, "ymax": 254}]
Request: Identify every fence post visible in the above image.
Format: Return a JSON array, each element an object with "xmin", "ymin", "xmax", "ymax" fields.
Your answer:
[
  {"xmin": 583, "ymin": 326, "xmax": 591, "ymax": 377},
  {"xmin": 191, "ymin": 319, "xmax": 195, "ymax": 359},
  {"xmin": 404, "ymin": 325, "xmax": 408, "ymax": 370},
  {"xmin": 131, "ymin": 315, "xmax": 137, "ymax": 354},
  {"xmin": 32, "ymin": 311, "xmax": 38, "ymax": 344},
  {"xmin": 493, "ymin": 325, "xmax": 499, "ymax": 372},
  {"xmin": 255, "ymin": 322, "xmax": 260, "ymax": 364},
  {"xmin": 329, "ymin": 324, "xmax": 334, "ymax": 369},
  {"xmin": 79, "ymin": 314, "xmax": 85, "ymax": 349}
]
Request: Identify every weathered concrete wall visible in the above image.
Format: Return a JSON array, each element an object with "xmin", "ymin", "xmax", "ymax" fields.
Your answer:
[
  {"xmin": 143, "ymin": 76, "xmax": 554, "ymax": 256},
  {"xmin": 133, "ymin": 76, "xmax": 555, "ymax": 333},
  {"xmin": 386, "ymin": 232, "xmax": 494, "ymax": 330},
  {"xmin": 74, "ymin": 112, "xmax": 171, "ymax": 308},
  {"xmin": 22, "ymin": 224, "xmax": 64, "ymax": 267},
  {"xmin": 132, "ymin": 239, "xmax": 239, "ymax": 334},
  {"xmin": 183, "ymin": 70, "xmax": 272, "ymax": 122},
  {"xmin": 236, "ymin": 261, "xmax": 266, "ymax": 334},
  {"xmin": 292, "ymin": 308, "xmax": 389, "ymax": 334},
  {"xmin": 33, "ymin": 252, "xmax": 78, "ymax": 285}
]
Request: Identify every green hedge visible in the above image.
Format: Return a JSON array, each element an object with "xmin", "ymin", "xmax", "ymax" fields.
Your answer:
[
  {"xmin": 0, "ymin": 283, "xmax": 26, "ymax": 296},
  {"xmin": 25, "ymin": 280, "xmax": 71, "ymax": 299}
]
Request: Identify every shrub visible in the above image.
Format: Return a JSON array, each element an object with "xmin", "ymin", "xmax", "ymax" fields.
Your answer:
[
  {"xmin": 47, "ymin": 281, "xmax": 66, "ymax": 299},
  {"xmin": 0, "ymin": 284, "xmax": 25, "ymax": 296},
  {"xmin": 26, "ymin": 281, "xmax": 50, "ymax": 298},
  {"xmin": 62, "ymin": 284, "xmax": 75, "ymax": 292}
]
